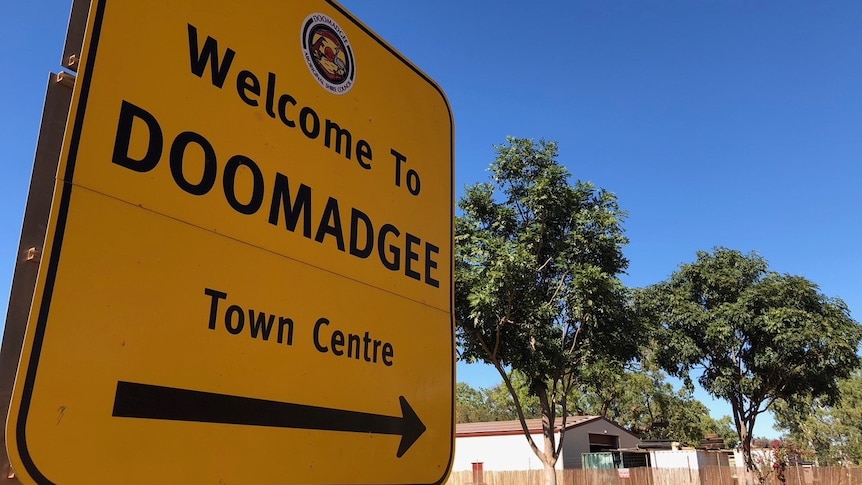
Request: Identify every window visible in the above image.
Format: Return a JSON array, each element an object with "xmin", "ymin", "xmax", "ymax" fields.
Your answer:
[{"xmin": 588, "ymin": 433, "xmax": 619, "ymax": 453}]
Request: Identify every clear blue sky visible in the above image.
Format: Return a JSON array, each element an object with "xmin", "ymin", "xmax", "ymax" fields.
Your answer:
[{"xmin": 3, "ymin": 0, "xmax": 861, "ymax": 440}]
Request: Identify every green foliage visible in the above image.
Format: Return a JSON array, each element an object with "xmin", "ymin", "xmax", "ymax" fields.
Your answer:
[
  {"xmin": 456, "ymin": 375, "xmax": 542, "ymax": 423},
  {"xmin": 459, "ymin": 367, "xmax": 737, "ymax": 449},
  {"xmin": 638, "ymin": 247, "xmax": 862, "ymax": 470},
  {"xmin": 455, "ymin": 137, "xmax": 641, "ymax": 479},
  {"xmin": 456, "ymin": 138, "xmax": 635, "ymax": 382},
  {"xmin": 456, "ymin": 137, "xmax": 637, "ymax": 380},
  {"xmin": 572, "ymin": 364, "xmax": 736, "ymax": 447},
  {"xmin": 456, "ymin": 382, "xmax": 495, "ymax": 423},
  {"xmin": 774, "ymin": 371, "xmax": 862, "ymax": 465},
  {"xmin": 483, "ymin": 372, "xmax": 543, "ymax": 420},
  {"xmin": 708, "ymin": 416, "xmax": 740, "ymax": 449}
]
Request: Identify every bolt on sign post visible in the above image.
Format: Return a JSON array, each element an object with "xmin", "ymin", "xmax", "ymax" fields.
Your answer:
[{"xmin": 3, "ymin": 1, "xmax": 454, "ymax": 484}]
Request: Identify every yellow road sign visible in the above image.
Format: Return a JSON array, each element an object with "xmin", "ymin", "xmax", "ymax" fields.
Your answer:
[{"xmin": 6, "ymin": 1, "xmax": 454, "ymax": 484}]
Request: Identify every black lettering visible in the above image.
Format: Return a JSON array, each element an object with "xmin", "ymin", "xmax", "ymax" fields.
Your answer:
[
  {"xmin": 362, "ymin": 332, "xmax": 372, "ymax": 362},
  {"xmin": 356, "ymin": 140, "xmax": 372, "ymax": 169},
  {"xmin": 225, "ymin": 305, "xmax": 244, "ymax": 335},
  {"xmin": 277, "ymin": 317, "xmax": 294, "ymax": 345},
  {"xmin": 311, "ymin": 319, "xmax": 395, "ymax": 366},
  {"xmin": 277, "ymin": 94, "xmax": 297, "ymax": 127},
  {"xmin": 187, "ymin": 24, "xmax": 235, "ymax": 88},
  {"xmin": 114, "ymin": 98, "xmax": 443, "ymax": 289},
  {"xmin": 378, "ymin": 224, "xmax": 401, "ymax": 271},
  {"xmin": 346, "ymin": 333, "xmax": 360, "ymax": 359},
  {"xmin": 265, "ymin": 72, "xmax": 277, "ymax": 118},
  {"xmin": 425, "ymin": 242, "xmax": 440, "ymax": 288},
  {"xmin": 382, "ymin": 343, "xmax": 394, "ymax": 366},
  {"xmin": 404, "ymin": 233, "xmax": 421, "ymax": 281},
  {"xmin": 236, "ymin": 70, "xmax": 260, "ymax": 106},
  {"xmin": 186, "ymin": 29, "xmax": 375, "ymax": 172},
  {"xmin": 112, "ymin": 101, "xmax": 163, "ymax": 173},
  {"xmin": 332, "ymin": 331, "xmax": 345, "ymax": 356},
  {"xmin": 205, "ymin": 289, "xmax": 294, "ymax": 346},
  {"xmin": 313, "ymin": 318, "xmax": 330, "ymax": 353},
  {"xmin": 300, "ymin": 106, "xmax": 320, "ymax": 139},
  {"xmin": 268, "ymin": 173, "xmax": 313, "ymax": 238},
  {"xmin": 170, "ymin": 131, "xmax": 217, "ymax": 196},
  {"xmin": 314, "ymin": 197, "xmax": 345, "ymax": 251},
  {"xmin": 372, "ymin": 339, "xmax": 382, "ymax": 363},
  {"xmin": 248, "ymin": 309, "xmax": 275, "ymax": 340},
  {"xmin": 391, "ymin": 148, "xmax": 407, "ymax": 186},
  {"xmin": 349, "ymin": 208, "xmax": 373, "ymax": 258},
  {"xmin": 406, "ymin": 169, "xmax": 421, "ymax": 195},
  {"xmin": 223, "ymin": 155, "xmax": 264, "ymax": 215},
  {"xmin": 204, "ymin": 288, "xmax": 227, "ymax": 330},
  {"xmin": 324, "ymin": 120, "xmax": 352, "ymax": 159}
]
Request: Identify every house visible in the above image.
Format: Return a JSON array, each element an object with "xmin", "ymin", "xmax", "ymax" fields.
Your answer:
[{"xmin": 452, "ymin": 416, "xmax": 640, "ymax": 472}]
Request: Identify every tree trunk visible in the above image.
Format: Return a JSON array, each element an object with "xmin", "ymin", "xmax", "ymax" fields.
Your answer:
[
  {"xmin": 740, "ymin": 436, "xmax": 757, "ymax": 485},
  {"xmin": 539, "ymin": 405, "xmax": 558, "ymax": 485},
  {"xmin": 741, "ymin": 429, "xmax": 753, "ymax": 470},
  {"xmin": 733, "ymin": 412, "xmax": 757, "ymax": 485},
  {"xmin": 534, "ymin": 389, "xmax": 559, "ymax": 485},
  {"xmin": 542, "ymin": 461, "xmax": 557, "ymax": 485},
  {"xmin": 733, "ymin": 408, "xmax": 755, "ymax": 472}
]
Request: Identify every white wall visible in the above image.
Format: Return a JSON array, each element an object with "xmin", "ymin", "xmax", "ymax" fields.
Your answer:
[
  {"xmin": 649, "ymin": 450, "xmax": 732, "ymax": 470},
  {"xmin": 650, "ymin": 450, "xmax": 705, "ymax": 469},
  {"xmin": 734, "ymin": 449, "xmax": 773, "ymax": 468},
  {"xmin": 453, "ymin": 418, "xmax": 640, "ymax": 472},
  {"xmin": 452, "ymin": 433, "xmax": 564, "ymax": 472}
]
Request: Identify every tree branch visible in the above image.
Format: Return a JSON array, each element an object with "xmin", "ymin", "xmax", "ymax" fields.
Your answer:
[{"xmin": 497, "ymin": 365, "xmax": 544, "ymax": 460}]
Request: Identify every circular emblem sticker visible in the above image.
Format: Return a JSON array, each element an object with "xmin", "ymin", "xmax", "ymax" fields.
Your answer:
[{"xmin": 301, "ymin": 13, "xmax": 355, "ymax": 95}]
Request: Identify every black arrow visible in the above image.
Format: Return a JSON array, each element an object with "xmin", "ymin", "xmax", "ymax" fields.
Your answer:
[{"xmin": 112, "ymin": 381, "xmax": 426, "ymax": 457}]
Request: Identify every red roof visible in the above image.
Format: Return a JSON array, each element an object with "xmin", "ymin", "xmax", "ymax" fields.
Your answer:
[{"xmin": 456, "ymin": 416, "xmax": 602, "ymax": 438}]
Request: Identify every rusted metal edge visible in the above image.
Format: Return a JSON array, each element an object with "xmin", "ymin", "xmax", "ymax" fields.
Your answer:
[
  {"xmin": 62, "ymin": 0, "xmax": 90, "ymax": 72},
  {"xmin": 1, "ymin": 0, "xmax": 82, "ymax": 478},
  {"xmin": 0, "ymin": 73, "xmax": 72, "ymax": 483}
]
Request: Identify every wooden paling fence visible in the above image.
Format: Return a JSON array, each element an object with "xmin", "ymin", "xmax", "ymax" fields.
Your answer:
[{"xmin": 445, "ymin": 466, "xmax": 862, "ymax": 485}]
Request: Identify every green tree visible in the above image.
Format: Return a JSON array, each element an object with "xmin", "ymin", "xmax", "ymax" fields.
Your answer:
[
  {"xmin": 774, "ymin": 371, "xmax": 862, "ymax": 465},
  {"xmin": 709, "ymin": 416, "xmax": 740, "ymax": 449},
  {"xmin": 456, "ymin": 382, "xmax": 492, "ymax": 423},
  {"xmin": 573, "ymin": 365, "xmax": 736, "ymax": 447},
  {"xmin": 638, "ymin": 248, "xmax": 862, "ymax": 472},
  {"xmin": 461, "ymin": 367, "xmax": 737, "ymax": 448},
  {"xmin": 455, "ymin": 137, "xmax": 641, "ymax": 485},
  {"xmin": 456, "ymin": 376, "xmax": 542, "ymax": 424},
  {"xmin": 482, "ymin": 372, "xmax": 543, "ymax": 421}
]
